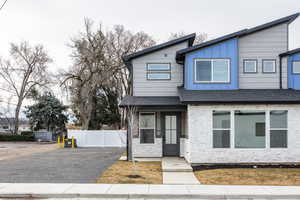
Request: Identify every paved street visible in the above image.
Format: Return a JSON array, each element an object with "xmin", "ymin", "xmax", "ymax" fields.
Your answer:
[{"xmin": 0, "ymin": 147, "xmax": 124, "ymax": 183}]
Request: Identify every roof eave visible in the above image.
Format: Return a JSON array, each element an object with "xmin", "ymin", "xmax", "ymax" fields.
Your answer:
[{"xmin": 122, "ymin": 33, "xmax": 196, "ymax": 63}]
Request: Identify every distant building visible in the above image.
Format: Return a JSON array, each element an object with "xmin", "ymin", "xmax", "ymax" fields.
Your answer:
[{"xmin": 0, "ymin": 118, "xmax": 31, "ymax": 134}]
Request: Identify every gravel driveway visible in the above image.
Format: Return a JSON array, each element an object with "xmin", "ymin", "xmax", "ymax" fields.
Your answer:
[{"xmin": 0, "ymin": 147, "xmax": 125, "ymax": 183}]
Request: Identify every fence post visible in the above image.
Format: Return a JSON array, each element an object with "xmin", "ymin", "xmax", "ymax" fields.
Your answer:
[
  {"xmin": 57, "ymin": 136, "xmax": 61, "ymax": 147},
  {"xmin": 72, "ymin": 136, "xmax": 75, "ymax": 149}
]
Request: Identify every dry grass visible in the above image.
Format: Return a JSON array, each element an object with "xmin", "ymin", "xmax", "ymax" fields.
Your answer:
[
  {"xmin": 194, "ymin": 168, "xmax": 300, "ymax": 185},
  {"xmin": 96, "ymin": 161, "xmax": 162, "ymax": 184}
]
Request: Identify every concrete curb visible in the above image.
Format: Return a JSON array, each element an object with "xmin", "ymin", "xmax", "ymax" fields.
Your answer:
[{"xmin": 0, "ymin": 183, "xmax": 300, "ymax": 199}]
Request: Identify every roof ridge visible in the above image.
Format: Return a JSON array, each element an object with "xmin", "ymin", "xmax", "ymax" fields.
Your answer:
[
  {"xmin": 176, "ymin": 13, "xmax": 299, "ymax": 61},
  {"xmin": 123, "ymin": 33, "xmax": 196, "ymax": 62}
]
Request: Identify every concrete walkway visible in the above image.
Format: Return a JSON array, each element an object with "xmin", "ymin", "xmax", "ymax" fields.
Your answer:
[
  {"xmin": 1, "ymin": 183, "xmax": 300, "ymax": 199},
  {"xmin": 162, "ymin": 157, "xmax": 200, "ymax": 184}
]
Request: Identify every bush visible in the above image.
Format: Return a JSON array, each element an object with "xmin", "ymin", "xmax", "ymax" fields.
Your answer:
[
  {"xmin": 0, "ymin": 134, "xmax": 35, "ymax": 141},
  {"xmin": 21, "ymin": 131, "xmax": 34, "ymax": 137}
]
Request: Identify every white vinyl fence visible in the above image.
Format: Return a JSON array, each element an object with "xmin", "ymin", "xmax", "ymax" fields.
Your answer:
[{"xmin": 67, "ymin": 130, "xmax": 127, "ymax": 147}]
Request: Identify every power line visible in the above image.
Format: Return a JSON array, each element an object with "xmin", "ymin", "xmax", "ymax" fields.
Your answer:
[{"xmin": 0, "ymin": 0, "xmax": 8, "ymax": 11}]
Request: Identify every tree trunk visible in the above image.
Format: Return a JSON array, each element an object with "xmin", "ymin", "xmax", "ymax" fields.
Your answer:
[{"xmin": 14, "ymin": 100, "xmax": 22, "ymax": 134}]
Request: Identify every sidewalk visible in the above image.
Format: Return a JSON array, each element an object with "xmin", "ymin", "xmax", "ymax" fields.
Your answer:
[
  {"xmin": 1, "ymin": 183, "xmax": 300, "ymax": 199},
  {"xmin": 162, "ymin": 157, "xmax": 199, "ymax": 184}
]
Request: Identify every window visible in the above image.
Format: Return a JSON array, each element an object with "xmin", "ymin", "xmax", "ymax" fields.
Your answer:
[
  {"xmin": 147, "ymin": 63, "xmax": 171, "ymax": 80},
  {"xmin": 235, "ymin": 110, "xmax": 265, "ymax": 148},
  {"xmin": 194, "ymin": 59, "xmax": 230, "ymax": 83},
  {"xmin": 139, "ymin": 112, "xmax": 155, "ymax": 143},
  {"xmin": 270, "ymin": 110, "xmax": 287, "ymax": 148},
  {"xmin": 213, "ymin": 111, "xmax": 230, "ymax": 148},
  {"xmin": 262, "ymin": 60, "xmax": 276, "ymax": 73},
  {"xmin": 292, "ymin": 61, "xmax": 300, "ymax": 74},
  {"xmin": 243, "ymin": 60, "xmax": 257, "ymax": 73}
]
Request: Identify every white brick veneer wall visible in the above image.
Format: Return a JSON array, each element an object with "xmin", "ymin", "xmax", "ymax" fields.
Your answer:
[
  {"xmin": 133, "ymin": 138, "xmax": 162, "ymax": 157},
  {"xmin": 188, "ymin": 104, "xmax": 300, "ymax": 164}
]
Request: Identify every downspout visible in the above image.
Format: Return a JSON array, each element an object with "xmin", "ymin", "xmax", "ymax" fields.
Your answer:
[{"xmin": 279, "ymin": 56, "xmax": 282, "ymax": 89}]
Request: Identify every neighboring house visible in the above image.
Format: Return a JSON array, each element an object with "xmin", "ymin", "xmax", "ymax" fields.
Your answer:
[
  {"xmin": 0, "ymin": 118, "xmax": 31, "ymax": 134},
  {"xmin": 120, "ymin": 13, "xmax": 300, "ymax": 165}
]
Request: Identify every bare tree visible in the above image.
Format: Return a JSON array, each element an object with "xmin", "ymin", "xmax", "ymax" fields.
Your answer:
[
  {"xmin": 0, "ymin": 41, "xmax": 52, "ymax": 134},
  {"xmin": 60, "ymin": 19, "xmax": 155, "ymax": 130},
  {"xmin": 60, "ymin": 19, "xmax": 115, "ymax": 130},
  {"xmin": 106, "ymin": 25, "xmax": 155, "ymax": 127},
  {"xmin": 168, "ymin": 31, "xmax": 207, "ymax": 45}
]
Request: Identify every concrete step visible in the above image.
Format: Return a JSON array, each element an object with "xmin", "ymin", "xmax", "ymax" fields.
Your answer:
[{"xmin": 162, "ymin": 157, "xmax": 193, "ymax": 172}]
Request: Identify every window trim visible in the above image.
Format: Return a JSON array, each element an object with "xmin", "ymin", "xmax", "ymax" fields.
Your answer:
[
  {"xmin": 270, "ymin": 110, "xmax": 288, "ymax": 148},
  {"xmin": 139, "ymin": 112, "xmax": 156, "ymax": 144},
  {"xmin": 211, "ymin": 110, "xmax": 288, "ymax": 149},
  {"xmin": 262, "ymin": 59, "xmax": 276, "ymax": 73},
  {"xmin": 292, "ymin": 61, "xmax": 300, "ymax": 74},
  {"xmin": 212, "ymin": 111, "xmax": 231, "ymax": 149},
  {"xmin": 243, "ymin": 59, "xmax": 258, "ymax": 73},
  {"xmin": 146, "ymin": 63, "xmax": 171, "ymax": 81},
  {"xmin": 194, "ymin": 58, "xmax": 231, "ymax": 83}
]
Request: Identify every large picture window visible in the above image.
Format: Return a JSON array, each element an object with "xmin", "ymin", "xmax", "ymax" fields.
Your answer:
[
  {"xmin": 194, "ymin": 59, "xmax": 230, "ymax": 83},
  {"xmin": 270, "ymin": 110, "xmax": 287, "ymax": 148},
  {"xmin": 147, "ymin": 63, "xmax": 171, "ymax": 80},
  {"xmin": 234, "ymin": 110, "xmax": 266, "ymax": 148},
  {"xmin": 213, "ymin": 111, "xmax": 230, "ymax": 148},
  {"xmin": 139, "ymin": 112, "xmax": 155, "ymax": 144}
]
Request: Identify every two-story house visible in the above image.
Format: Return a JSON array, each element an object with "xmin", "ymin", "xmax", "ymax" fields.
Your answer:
[{"xmin": 120, "ymin": 13, "xmax": 300, "ymax": 165}]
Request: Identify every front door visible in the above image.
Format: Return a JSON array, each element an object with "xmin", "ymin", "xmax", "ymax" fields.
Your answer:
[{"xmin": 162, "ymin": 113, "xmax": 180, "ymax": 156}]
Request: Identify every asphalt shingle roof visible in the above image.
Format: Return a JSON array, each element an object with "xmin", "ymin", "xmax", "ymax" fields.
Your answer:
[
  {"xmin": 178, "ymin": 88, "xmax": 300, "ymax": 104},
  {"xmin": 119, "ymin": 96, "xmax": 182, "ymax": 107}
]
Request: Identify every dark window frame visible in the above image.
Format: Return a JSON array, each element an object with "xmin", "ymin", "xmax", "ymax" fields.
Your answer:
[
  {"xmin": 212, "ymin": 110, "xmax": 231, "ymax": 148},
  {"xmin": 270, "ymin": 110, "xmax": 288, "ymax": 148},
  {"xmin": 139, "ymin": 112, "xmax": 156, "ymax": 144},
  {"xmin": 146, "ymin": 63, "xmax": 171, "ymax": 81},
  {"xmin": 194, "ymin": 58, "xmax": 231, "ymax": 84},
  {"xmin": 243, "ymin": 59, "xmax": 258, "ymax": 74},
  {"xmin": 262, "ymin": 59, "xmax": 276, "ymax": 73}
]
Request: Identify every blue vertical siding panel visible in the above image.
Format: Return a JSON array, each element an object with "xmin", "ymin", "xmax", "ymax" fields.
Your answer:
[
  {"xmin": 184, "ymin": 39, "xmax": 238, "ymax": 90},
  {"xmin": 288, "ymin": 53, "xmax": 300, "ymax": 90}
]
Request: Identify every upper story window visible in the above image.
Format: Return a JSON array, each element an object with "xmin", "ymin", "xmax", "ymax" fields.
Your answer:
[
  {"xmin": 147, "ymin": 63, "xmax": 171, "ymax": 80},
  {"xmin": 292, "ymin": 61, "xmax": 300, "ymax": 74},
  {"xmin": 194, "ymin": 59, "xmax": 230, "ymax": 83},
  {"xmin": 262, "ymin": 60, "xmax": 276, "ymax": 73},
  {"xmin": 243, "ymin": 59, "xmax": 257, "ymax": 73}
]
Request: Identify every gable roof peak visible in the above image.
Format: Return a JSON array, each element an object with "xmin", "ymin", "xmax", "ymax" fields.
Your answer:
[
  {"xmin": 123, "ymin": 33, "xmax": 196, "ymax": 62},
  {"xmin": 176, "ymin": 13, "xmax": 299, "ymax": 62}
]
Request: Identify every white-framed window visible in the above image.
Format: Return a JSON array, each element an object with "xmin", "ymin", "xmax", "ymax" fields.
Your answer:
[
  {"xmin": 212, "ymin": 111, "xmax": 230, "ymax": 148},
  {"xmin": 292, "ymin": 61, "xmax": 300, "ymax": 74},
  {"xmin": 212, "ymin": 110, "xmax": 288, "ymax": 149},
  {"xmin": 262, "ymin": 60, "xmax": 276, "ymax": 73},
  {"xmin": 270, "ymin": 110, "xmax": 288, "ymax": 148},
  {"xmin": 139, "ymin": 112, "xmax": 155, "ymax": 144},
  {"xmin": 194, "ymin": 59, "xmax": 230, "ymax": 83},
  {"xmin": 235, "ymin": 110, "xmax": 266, "ymax": 148},
  {"xmin": 243, "ymin": 59, "xmax": 257, "ymax": 73},
  {"xmin": 147, "ymin": 63, "xmax": 171, "ymax": 80}
]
